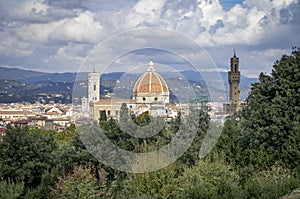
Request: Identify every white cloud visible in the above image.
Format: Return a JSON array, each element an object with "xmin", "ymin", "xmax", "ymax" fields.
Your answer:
[
  {"xmin": 48, "ymin": 42, "xmax": 85, "ymax": 62},
  {"xmin": 15, "ymin": 21, "xmax": 64, "ymax": 43},
  {"xmin": 6, "ymin": 0, "xmax": 49, "ymax": 22},
  {"xmin": 123, "ymin": 0, "xmax": 168, "ymax": 28},
  {"xmin": 197, "ymin": 0, "xmax": 225, "ymax": 29},
  {"xmin": 49, "ymin": 11, "xmax": 103, "ymax": 43},
  {"xmin": 0, "ymin": 31, "xmax": 33, "ymax": 56},
  {"xmin": 0, "ymin": 0, "xmax": 299, "ymax": 77},
  {"xmin": 0, "ymin": 0, "xmax": 81, "ymax": 23}
]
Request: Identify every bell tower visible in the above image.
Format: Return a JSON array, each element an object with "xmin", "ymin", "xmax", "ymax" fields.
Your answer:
[
  {"xmin": 88, "ymin": 66, "xmax": 100, "ymax": 102},
  {"xmin": 228, "ymin": 49, "xmax": 240, "ymax": 108}
]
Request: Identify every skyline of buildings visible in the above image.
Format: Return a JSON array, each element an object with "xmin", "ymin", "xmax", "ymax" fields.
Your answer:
[{"xmin": 0, "ymin": 51, "xmax": 243, "ymax": 131}]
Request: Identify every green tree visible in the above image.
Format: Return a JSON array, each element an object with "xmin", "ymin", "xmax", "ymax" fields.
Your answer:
[
  {"xmin": 212, "ymin": 116, "xmax": 243, "ymax": 165},
  {"xmin": 133, "ymin": 111, "xmax": 151, "ymax": 126},
  {"xmin": 175, "ymin": 160, "xmax": 240, "ymax": 199},
  {"xmin": 0, "ymin": 126, "xmax": 57, "ymax": 188},
  {"xmin": 239, "ymin": 49, "xmax": 300, "ymax": 169},
  {"xmin": 178, "ymin": 109, "xmax": 210, "ymax": 166},
  {"xmin": 100, "ymin": 110, "xmax": 107, "ymax": 122},
  {"xmin": 241, "ymin": 165, "xmax": 300, "ymax": 198},
  {"xmin": 50, "ymin": 166, "xmax": 108, "ymax": 198},
  {"xmin": 0, "ymin": 179, "xmax": 24, "ymax": 199},
  {"xmin": 54, "ymin": 124, "xmax": 76, "ymax": 144}
]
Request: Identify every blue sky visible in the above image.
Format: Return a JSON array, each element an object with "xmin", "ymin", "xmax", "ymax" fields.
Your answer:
[
  {"xmin": 220, "ymin": 0, "xmax": 244, "ymax": 10},
  {"xmin": 0, "ymin": 0, "xmax": 299, "ymax": 77}
]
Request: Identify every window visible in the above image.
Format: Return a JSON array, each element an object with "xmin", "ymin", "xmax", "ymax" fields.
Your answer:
[
  {"xmin": 154, "ymin": 97, "xmax": 158, "ymax": 101},
  {"xmin": 143, "ymin": 97, "xmax": 146, "ymax": 101},
  {"xmin": 94, "ymin": 84, "xmax": 96, "ymax": 91},
  {"xmin": 107, "ymin": 110, "xmax": 111, "ymax": 116},
  {"xmin": 115, "ymin": 110, "xmax": 119, "ymax": 116},
  {"xmin": 234, "ymin": 64, "xmax": 237, "ymax": 72}
]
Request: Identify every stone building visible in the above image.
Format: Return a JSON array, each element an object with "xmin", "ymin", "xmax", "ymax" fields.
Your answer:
[
  {"xmin": 224, "ymin": 50, "xmax": 241, "ymax": 115},
  {"xmin": 132, "ymin": 58, "xmax": 170, "ymax": 117},
  {"xmin": 88, "ymin": 67, "xmax": 100, "ymax": 102},
  {"xmin": 89, "ymin": 59, "xmax": 176, "ymax": 120}
]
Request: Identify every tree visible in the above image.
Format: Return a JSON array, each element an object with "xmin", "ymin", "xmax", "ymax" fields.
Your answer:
[
  {"xmin": 238, "ymin": 49, "xmax": 300, "ymax": 169},
  {"xmin": 178, "ymin": 109, "xmax": 210, "ymax": 166},
  {"xmin": 99, "ymin": 110, "xmax": 107, "ymax": 122},
  {"xmin": 212, "ymin": 116, "xmax": 243, "ymax": 165},
  {"xmin": 54, "ymin": 124, "xmax": 76, "ymax": 144},
  {"xmin": 50, "ymin": 166, "xmax": 108, "ymax": 198},
  {"xmin": 0, "ymin": 179, "xmax": 24, "ymax": 199},
  {"xmin": 0, "ymin": 126, "xmax": 57, "ymax": 188},
  {"xmin": 133, "ymin": 111, "xmax": 151, "ymax": 126}
]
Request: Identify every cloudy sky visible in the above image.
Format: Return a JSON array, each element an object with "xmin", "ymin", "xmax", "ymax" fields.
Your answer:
[{"xmin": 0, "ymin": 0, "xmax": 299, "ymax": 77}]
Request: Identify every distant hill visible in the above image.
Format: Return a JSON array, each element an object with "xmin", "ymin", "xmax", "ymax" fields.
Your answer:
[
  {"xmin": 0, "ymin": 67, "xmax": 127, "ymax": 83},
  {"xmin": 0, "ymin": 79, "xmax": 72, "ymax": 104},
  {"xmin": 0, "ymin": 67, "xmax": 77, "ymax": 83},
  {"xmin": 0, "ymin": 67, "xmax": 45, "ymax": 81},
  {"xmin": 0, "ymin": 66, "xmax": 258, "ymax": 103}
]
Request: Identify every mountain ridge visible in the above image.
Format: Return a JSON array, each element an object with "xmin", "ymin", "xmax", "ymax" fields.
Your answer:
[{"xmin": 0, "ymin": 66, "xmax": 258, "ymax": 102}]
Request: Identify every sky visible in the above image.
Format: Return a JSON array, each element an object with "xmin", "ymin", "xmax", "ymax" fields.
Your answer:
[{"xmin": 0, "ymin": 0, "xmax": 299, "ymax": 77}]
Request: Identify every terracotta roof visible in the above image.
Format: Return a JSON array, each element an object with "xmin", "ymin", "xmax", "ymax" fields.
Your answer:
[
  {"xmin": 94, "ymin": 99, "xmax": 136, "ymax": 105},
  {"xmin": 133, "ymin": 60, "xmax": 169, "ymax": 94},
  {"xmin": 0, "ymin": 110, "xmax": 35, "ymax": 115},
  {"xmin": 165, "ymin": 104, "xmax": 176, "ymax": 110},
  {"xmin": 138, "ymin": 104, "xmax": 148, "ymax": 108},
  {"xmin": 51, "ymin": 117, "xmax": 71, "ymax": 121}
]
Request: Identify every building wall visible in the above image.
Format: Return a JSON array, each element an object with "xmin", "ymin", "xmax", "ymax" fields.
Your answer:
[
  {"xmin": 228, "ymin": 71, "xmax": 241, "ymax": 104},
  {"xmin": 134, "ymin": 92, "xmax": 169, "ymax": 104},
  {"xmin": 90, "ymin": 100, "xmax": 137, "ymax": 120}
]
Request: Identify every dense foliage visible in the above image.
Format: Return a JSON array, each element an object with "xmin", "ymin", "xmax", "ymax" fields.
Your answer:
[
  {"xmin": 215, "ymin": 49, "xmax": 300, "ymax": 170},
  {"xmin": 0, "ymin": 49, "xmax": 299, "ymax": 198}
]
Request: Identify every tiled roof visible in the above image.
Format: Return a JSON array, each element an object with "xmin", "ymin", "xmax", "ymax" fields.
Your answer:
[{"xmin": 133, "ymin": 60, "xmax": 169, "ymax": 94}]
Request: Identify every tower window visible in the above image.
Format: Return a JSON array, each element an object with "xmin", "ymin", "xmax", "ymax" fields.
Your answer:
[
  {"xmin": 94, "ymin": 85, "xmax": 96, "ymax": 91},
  {"xmin": 234, "ymin": 64, "xmax": 238, "ymax": 72},
  {"xmin": 143, "ymin": 97, "xmax": 146, "ymax": 101}
]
